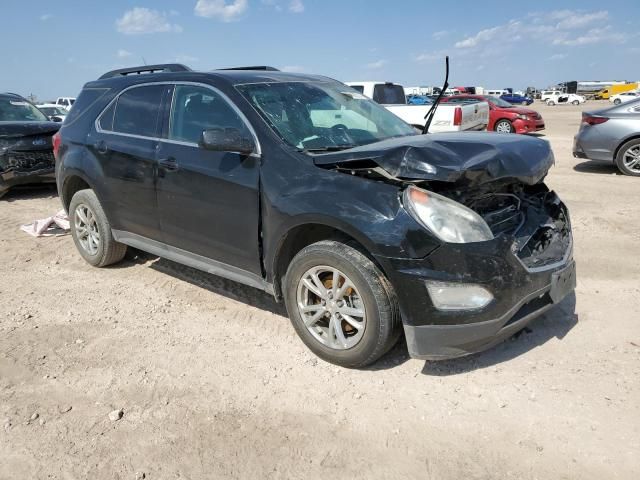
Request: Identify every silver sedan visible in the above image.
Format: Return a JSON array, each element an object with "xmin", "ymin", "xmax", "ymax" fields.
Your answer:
[{"xmin": 573, "ymin": 98, "xmax": 640, "ymax": 176}]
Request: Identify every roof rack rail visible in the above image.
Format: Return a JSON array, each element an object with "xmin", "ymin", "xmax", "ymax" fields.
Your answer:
[
  {"xmin": 99, "ymin": 64, "xmax": 192, "ymax": 80},
  {"xmin": 217, "ymin": 66, "xmax": 280, "ymax": 71}
]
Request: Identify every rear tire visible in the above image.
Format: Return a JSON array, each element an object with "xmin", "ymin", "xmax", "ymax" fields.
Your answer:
[
  {"xmin": 69, "ymin": 189, "xmax": 127, "ymax": 267},
  {"xmin": 283, "ymin": 240, "xmax": 401, "ymax": 368},
  {"xmin": 547, "ymin": 100, "xmax": 555, "ymax": 106},
  {"xmin": 615, "ymin": 138, "xmax": 640, "ymax": 176},
  {"xmin": 572, "ymin": 100, "xmax": 580, "ymax": 105},
  {"xmin": 614, "ymin": 99, "xmax": 622, "ymax": 105},
  {"xmin": 494, "ymin": 119, "xmax": 514, "ymax": 133}
]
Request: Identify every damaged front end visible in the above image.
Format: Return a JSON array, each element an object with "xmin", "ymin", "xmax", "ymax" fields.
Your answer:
[
  {"xmin": 438, "ymin": 181, "xmax": 572, "ymax": 271},
  {"xmin": 0, "ymin": 125, "xmax": 59, "ymax": 195},
  {"xmin": 313, "ymin": 132, "xmax": 575, "ymax": 359}
]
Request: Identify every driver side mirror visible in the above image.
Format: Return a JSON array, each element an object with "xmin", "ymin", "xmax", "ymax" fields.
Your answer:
[{"xmin": 199, "ymin": 128, "xmax": 255, "ymax": 155}]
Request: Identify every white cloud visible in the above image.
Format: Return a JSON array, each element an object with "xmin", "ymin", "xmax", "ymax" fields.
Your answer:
[
  {"xmin": 414, "ymin": 51, "xmax": 446, "ymax": 62},
  {"xmin": 116, "ymin": 8, "xmax": 182, "ymax": 35},
  {"xmin": 453, "ymin": 10, "xmax": 628, "ymax": 53},
  {"xmin": 553, "ymin": 26, "xmax": 625, "ymax": 46},
  {"xmin": 40, "ymin": 14, "xmax": 52, "ymax": 21},
  {"xmin": 549, "ymin": 53, "xmax": 567, "ymax": 60},
  {"xmin": 289, "ymin": 0, "xmax": 304, "ymax": 13},
  {"xmin": 366, "ymin": 60, "xmax": 386, "ymax": 69},
  {"xmin": 432, "ymin": 30, "xmax": 448, "ymax": 40},
  {"xmin": 195, "ymin": 0, "xmax": 248, "ymax": 22},
  {"xmin": 281, "ymin": 65, "xmax": 306, "ymax": 73},
  {"xmin": 555, "ymin": 10, "xmax": 608, "ymax": 29},
  {"xmin": 117, "ymin": 49, "xmax": 133, "ymax": 58},
  {"xmin": 455, "ymin": 25, "xmax": 502, "ymax": 48}
]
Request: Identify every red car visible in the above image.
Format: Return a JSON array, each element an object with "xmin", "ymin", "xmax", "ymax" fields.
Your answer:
[{"xmin": 441, "ymin": 94, "xmax": 545, "ymax": 134}]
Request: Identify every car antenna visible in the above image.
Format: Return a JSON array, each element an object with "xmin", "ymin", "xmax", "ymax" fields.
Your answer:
[{"xmin": 422, "ymin": 56, "xmax": 449, "ymax": 134}]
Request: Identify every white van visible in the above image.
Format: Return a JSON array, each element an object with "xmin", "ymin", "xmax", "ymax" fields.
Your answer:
[
  {"xmin": 540, "ymin": 90, "xmax": 562, "ymax": 102},
  {"xmin": 485, "ymin": 89, "xmax": 508, "ymax": 97}
]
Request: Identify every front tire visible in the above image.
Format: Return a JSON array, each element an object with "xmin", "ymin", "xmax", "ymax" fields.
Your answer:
[
  {"xmin": 69, "ymin": 189, "xmax": 127, "ymax": 267},
  {"xmin": 547, "ymin": 100, "xmax": 555, "ymax": 106},
  {"xmin": 614, "ymin": 99, "xmax": 622, "ymax": 105},
  {"xmin": 283, "ymin": 240, "xmax": 401, "ymax": 368},
  {"xmin": 615, "ymin": 139, "xmax": 640, "ymax": 176},
  {"xmin": 572, "ymin": 100, "xmax": 580, "ymax": 105},
  {"xmin": 494, "ymin": 119, "xmax": 514, "ymax": 133}
]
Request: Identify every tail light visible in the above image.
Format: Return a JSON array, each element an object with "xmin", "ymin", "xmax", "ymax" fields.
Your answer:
[
  {"xmin": 582, "ymin": 114, "xmax": 608, "ymax": 126},
  {"xmin": 453, "ymin": 107, "xmax": 462, "ymax": 126},
  {"xmin": 52, "ymin": 132, "xmax": 61, "ymax": 159}
]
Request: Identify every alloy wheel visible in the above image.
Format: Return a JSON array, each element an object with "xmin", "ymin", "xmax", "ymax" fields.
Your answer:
[
  {"xmin": 74, "ymin": 204, "xmax": 101, "ymax": 255},
  {"xmin": 622, "ymin": 145, "xmax": 640, "ymax": 172},
  {"xmin": 495, "ymin": 121, "xmax": 512, "ymax": 133},
  {"xmin": 296, "ymin": 265, "xmax": 366, "ymax": 350}
]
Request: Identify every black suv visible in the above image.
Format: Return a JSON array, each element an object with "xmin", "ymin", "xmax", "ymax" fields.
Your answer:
[
  {"xmin": 1, "ymin": 93, "xmax": 60, "ymax": 197},
  {"xmin": 55, "ymin": 64, "xmax": 575, "ymax": 367}
]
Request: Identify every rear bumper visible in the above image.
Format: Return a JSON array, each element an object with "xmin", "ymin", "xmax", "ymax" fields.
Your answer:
[{"xmin": 404, "ymin": 261, "xmax": 576, "ymax": 360}]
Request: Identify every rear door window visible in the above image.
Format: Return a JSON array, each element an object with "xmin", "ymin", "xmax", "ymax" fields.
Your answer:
[
  {"xmin": 112, "ymin": 85, "xmax": 165, "ymax": 137},
  {"xmin": 65, "ymin": 88, "xmax": 109, "ymax": 126}
]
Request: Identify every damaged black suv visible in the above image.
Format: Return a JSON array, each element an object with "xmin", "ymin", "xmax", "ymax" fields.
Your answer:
[
  {"xmin": 55, "ymin": 64, "xmax": 575, "ymax": 367},
  {"xmin": 1, "ymin": 93, "xmax": 60, "ymax": 198}
]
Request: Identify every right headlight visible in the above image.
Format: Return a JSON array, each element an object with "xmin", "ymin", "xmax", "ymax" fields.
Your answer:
[{"xmin": 403, "ymin": 185, "xmax": 494, "ymax": 243}]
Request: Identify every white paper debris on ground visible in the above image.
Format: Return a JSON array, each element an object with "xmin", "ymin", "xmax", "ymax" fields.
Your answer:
[{"xmin": 20, "ymin": 210, "xmax": 70, "ymax": 237}]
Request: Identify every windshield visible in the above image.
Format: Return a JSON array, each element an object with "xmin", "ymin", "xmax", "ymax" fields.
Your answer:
[
  {"xmin": 237, "ymin": 81, "xmax": 416, "ymax": 151},
  {"xmin": 0, "ymin": 97, "xmax": 49, "ymax": 122},
  {"xmin": 486, "ymin": 96, "xmax": 513, "ymax": 108}
]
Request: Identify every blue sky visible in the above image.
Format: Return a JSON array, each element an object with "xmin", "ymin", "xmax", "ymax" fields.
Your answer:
[{"xmin": 1, "ymin": 0, "xmax": 638, "ymax": 100}]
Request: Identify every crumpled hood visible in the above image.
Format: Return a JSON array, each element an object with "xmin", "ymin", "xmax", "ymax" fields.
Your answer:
[
  {"xmin": 0, "ymin": 121, "xmax": 60, "ymax": 139},
  {"xmin": 313, "ymin": 132, "xmax": 554, "ymax": 186}
]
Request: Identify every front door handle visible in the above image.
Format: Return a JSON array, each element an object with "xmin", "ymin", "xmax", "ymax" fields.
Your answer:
[{"xmin": 158, "ymin": 157, "xmax": 178, "ymax": 171}]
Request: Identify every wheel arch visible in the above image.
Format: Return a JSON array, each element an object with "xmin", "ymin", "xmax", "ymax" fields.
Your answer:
[
  {"xmin": 269, "ymin": 220, "xmax": 392, "ymax": 302},
  {"xmin": 60, "ymin": 171, "xmax": 95, "ymax": 212},
  {"xmin": 614, "ymin": 134, "xmax": 640, "ymax": 161}
]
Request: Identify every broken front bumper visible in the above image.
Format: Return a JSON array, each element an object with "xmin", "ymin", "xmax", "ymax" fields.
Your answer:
[
  {"xmin": 0, "ymin": 149, "xmax": 56, "ymax": 195},
  {"xmin": 379, "ymin": 192, "xmax": 575, "ymax": 360}
]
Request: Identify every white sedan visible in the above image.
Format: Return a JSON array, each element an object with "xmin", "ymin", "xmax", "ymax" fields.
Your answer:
[
  {"xmin": 546, "ymin": 93, "xmax": 586, "ymax": 106},
  {"xmin": 610, "ymin": 91, "xmax": 639, "ymax": 105}
]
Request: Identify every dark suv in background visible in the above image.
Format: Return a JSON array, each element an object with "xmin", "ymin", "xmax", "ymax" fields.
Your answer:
[
  {"xmin": 55, "ymin": 64, "xmax": 575, "ymax": 367},
  {"xmin": 1, "ymin": 93, "xmax": 60, "ymax": 197}
]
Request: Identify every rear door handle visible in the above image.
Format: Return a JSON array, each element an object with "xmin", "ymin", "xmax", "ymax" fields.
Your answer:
[{"xmin": 159, "ymin": 157, "xmax": 178, "ymax": 171}]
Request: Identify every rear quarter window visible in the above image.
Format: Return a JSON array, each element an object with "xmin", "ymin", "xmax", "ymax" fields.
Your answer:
[
  {"xmin": 64, "ymin": 88, "xmax": 109, "ymax": 126},
  {"xmin": 112, "ymin": 85, "xmax": 165, "ymax": 137}
]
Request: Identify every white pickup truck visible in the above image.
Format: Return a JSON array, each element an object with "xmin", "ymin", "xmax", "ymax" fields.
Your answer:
[{"xmin": 346, "ymin": 81, "xmax": 489, "ymax": 133}]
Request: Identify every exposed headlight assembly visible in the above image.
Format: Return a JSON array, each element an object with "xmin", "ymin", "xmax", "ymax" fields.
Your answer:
[{"xmin": 403, "ymin": 185, "xmax": 494, "ymax": 243}]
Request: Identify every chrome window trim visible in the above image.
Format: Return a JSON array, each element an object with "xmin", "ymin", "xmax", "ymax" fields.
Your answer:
[{"xmin": 94, "ymin": 81, "xmax": 262, "ymax": 157}]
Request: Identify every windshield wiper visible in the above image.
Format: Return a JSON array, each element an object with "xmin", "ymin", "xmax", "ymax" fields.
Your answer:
[
  {"xmin": 422, "ymin": 56, "xmax": 449, "ymax": 134},
  {"xmin": 300, "ymin": 145, "xmax": 356, "ymax": 153}
]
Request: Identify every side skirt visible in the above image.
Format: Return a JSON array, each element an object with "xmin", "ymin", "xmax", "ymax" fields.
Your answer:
[{"xmin": 112, "ymin": 230, "xmax": 274, "ymax": 295}]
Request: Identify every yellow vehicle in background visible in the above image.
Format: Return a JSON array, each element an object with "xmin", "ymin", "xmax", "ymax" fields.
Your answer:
[{"xmin": 597, "ymin": 83, "xmax": 639, "ymax": 100}]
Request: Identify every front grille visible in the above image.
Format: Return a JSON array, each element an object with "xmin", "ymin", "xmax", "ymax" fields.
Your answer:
[
  {"xmin": 460, "ymin": 185, "xmax": 571, "ymax": 270},
  {"xmin": 2, "ymin": 150, "xmax": 55, "ymax": 172}
]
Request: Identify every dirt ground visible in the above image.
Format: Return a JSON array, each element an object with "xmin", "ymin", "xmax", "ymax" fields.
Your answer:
[{"xmin": 1, "ymin": 101, "xmax": 639, "ymax": 480}]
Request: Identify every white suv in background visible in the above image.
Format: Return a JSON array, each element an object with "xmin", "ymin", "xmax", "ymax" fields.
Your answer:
[
  {"xmin": 610, "ymin": 91, "xmax": 639, "ymax": 105},
  {"xmin": 55, "ymin": 97, "xmax": 76, "ymax": 111}
]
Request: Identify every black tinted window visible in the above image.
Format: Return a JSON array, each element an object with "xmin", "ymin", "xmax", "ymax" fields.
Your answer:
[
  {"xmin": 169, "ymin": 85, "xmax": 247, "ymax": 144},
  {"xmin": 350, "ymin": 85, "xmax": 364, "ymax": 94},
  {"xmin": 113, "ymin": 85, "xmax": 164, "ymax": 137},
  {"xmin": 373, "ymin": 84, "xmax": 405, "ymax": 104}
]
